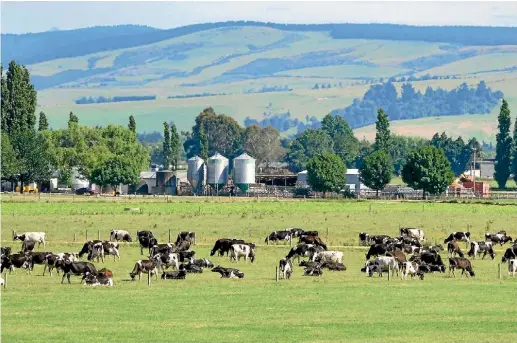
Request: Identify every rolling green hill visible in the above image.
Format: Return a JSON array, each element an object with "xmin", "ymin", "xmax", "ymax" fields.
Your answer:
[{"xmin": 9, "ymin": 24, "xmax": 516, "ymax": 140}]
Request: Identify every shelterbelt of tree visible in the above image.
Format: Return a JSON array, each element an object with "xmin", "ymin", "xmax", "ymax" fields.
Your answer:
[{"xmin": 3, "ymin": 22, "xmax": 517, "ymax": 66}]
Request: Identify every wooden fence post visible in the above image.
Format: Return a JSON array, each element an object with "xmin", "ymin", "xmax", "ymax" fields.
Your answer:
[
  {"xmin": 498, "ymin": 263, "xmax": 502, "ymax": 280},
  {"xmin": 326, "ymin": 228, "xmax": 329, "ymax": 242},
  {"xmin": 74, "ymin": 233, "xmax": 76, "ymax": 242},
  {"xmin": 275, "ymin": 267, "xmax": 279, "ymax": 282},
  {"xmin": 3, "ymin": 273, "xmax": 6, "ymax": 289},
  {"xmin": 168, "ymin": 229, "xmax": 171, "ymax": 243},
  {"xmin": 147, "ymin": 271, "xmax": 151, "ymax": 287},
  {"xmin": 98, "ymin": 230, "xmax": 100, "ymax": 240},
  {"xmin": 86, "ymin": 230, "xmax": 88, "ymax": 240},
  {"xmin": 387, "ymin": 266, "xmax": 391, "ymax": 281}
]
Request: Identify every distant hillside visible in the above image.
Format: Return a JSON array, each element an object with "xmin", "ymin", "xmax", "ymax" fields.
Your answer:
[{"xmin": 3, "ymin": 21, "xmax": 517, "ymax": 66}]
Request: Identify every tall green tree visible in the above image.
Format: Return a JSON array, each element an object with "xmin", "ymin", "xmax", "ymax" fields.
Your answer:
[
  {"xmin": 38, "ymin": 111, "xmax": 49, "ymax": 131},
  {"xmin": 162, "ymin": 122, "xmax": 171, "ymax": 169},
  {"xmin": 374, "ymin": 108, "xmax": 391, "ymax": 152},
  {"xmin": 243, "ymin": 125, "xmax": 285, "ymax": 170},
  {"xmin": 494, "ymin": 100, "xmax": 513, "ymax": 188},
  {"xmin": 402, "ymin": 145, "xmax": 454, "ymax": 198},
  {"xmin": 170, "ymin": 123, "xmax": 180, "ymax": 170},
  {"xmin": 321, "ymin": 114, "xmax": 359, "ymax": 166},
  {"xmin": 128, "ymin": 115, "xmax": 136, "ymax": 134},
  {"xmin": 1, "ymin": 61, "xmax": 37, "ymax": 135},
  {"xmin": 0, "ymin": 132, "xmax": 19, "ymax": 181},
  {"xmin": 514, "ymin": 115, "xmax": 517, "ymax": 184},
  {"xmin": 285, "ymin": 129, "xmax": 334, "ymax": 172},
  {"xmin": 430, "ymin": 132, "xmax": 480, "ymax": 176},
  {"xmin": 306, "ymin": 152, "xmax": 347, "ymax": 196},
  {"xmin": 68, "ymin": 111, "xmax": 79, "ymax": 126},
  {"xmin": 199, "ymin": 124, "xmax": 208, "ymax": 161},
  {"xmin": 359, "ymin": 150, "xmax": 393, "ymax": 197},
  {"xmin": 90, "ymin": 156, "xmax": 140, "ymax": 193}
]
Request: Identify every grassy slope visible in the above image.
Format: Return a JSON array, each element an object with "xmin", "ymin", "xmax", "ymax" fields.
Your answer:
[
  {"xmin": 2, "ymin": 198, "xmax": 517, "ymax": 342},
  {"xmin": 27, "ymin": 26, "xmax": 517, "ymax": 139}
]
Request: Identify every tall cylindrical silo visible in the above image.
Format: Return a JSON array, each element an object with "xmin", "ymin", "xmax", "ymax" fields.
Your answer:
[
  {"xmin": 233, "ymin": 153, "xmax": 256, "ymax": 192},
  {"xmin": 187, "ymin": 156, "xmax": 205, "ymax": 193},
  {"xmin": 207, "ymin": 153, "xmax": 229, "ymax": 190}
]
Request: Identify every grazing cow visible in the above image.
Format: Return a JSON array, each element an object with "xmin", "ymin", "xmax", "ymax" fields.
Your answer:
[
  {"xmin": 399, "ymin": 236, "xmax": 422, "ymax": 247},
  {"xmin": 230, "ymin": 244, "xmax": 255, "ymax": 263},
  {"xmin": 359, "ymin": 232, "xmax": 370, "ymax": 245},
  {"xmin": 13, "ymin": 232, "xmax": 46, "ymax": 248},
  {"xmin": 418, "ymin": 251, "xmax": 445, "ymax": 267},
  {"xmin": 299, "ymin": 235, "xmax": 327, "ymax": 250},
  {"xmin": 444, "ymin": 232, "xmax": 470, "ymax": 246},
  {"xmin": 152, "ymin": 253, "xmax": 179, "ymax": 271},
  {"xmin": 149, "ymin": 243, "xmax": 174, "ymax": 257},
  {"xmin": 129, "ymin": 260, "xmax": 158, "ymax": 281},
  {"xmin": 402, "ymin": 262, "xmax": 424, "ymax": 280},
  {"xmin": 386, "ymin": 250, "xmax": 407, "ymax": 267},
  {"xmin": 508, "ymin": 259, "xmax": 517, "ymax": 276},
  {"xmin": 447, "ymin": 241, "xmax": 464, "ymax": 258},
  {"xmin": 176, "ymin": 231, "xmax": 196, "ymax": 245},
  {"xmin": 449, "ymin": 257, "xmax": 475, "ymax": 277},
  {"xmin": 211, "ymin": 266, "xmax": 244, "ymax": 278},
  {"xmin": 98, "ymin": 268, "xmax": 113, "ymax": 278},
  {"xmin": 364, "ymin": 256, "xmax": 399, "ymax": 277},
  {"xmin": 365, "ymin": 244, "xmax": 388, "ymax": 260},
  {"xmin": 303, "ymin": 266, "xmax": 323, "ymax": 276},
  {"xmin": 138, "ymin": 235, "xmax": 158, "ymax": 256},
  {"xmin": 110, "ymin": 230, "xmax": 132, "ymax": 242},
  {"xmin": 400, "ymin": 228, "xmax": 425, "ymax": 241},
  {"xmin": 422, "ymin": 245, "xmax": 444, "ymax": 253},
  {"xmin": 20, "ymin": 240, "xmax": 36, "ymax": 253},
  {"xmin": 84, "ymin": 273, "xmax": 114, "ymax": 287},
  {"xmin": 265, "ymin": 231, "xmax": 292, "ymax": 245},
  {"xmin": 286, "ymin": 244, "xmax": 323, "ymax": 261},
  {"xmin": 210, "ymin": 238, "xmax": 245, "ymax": 256},
  {"xmin": 78, "ymin": 240, "xmax": 102, "ymax": 257},
  {"xmin": 485, "ymin": 233, "xmax": 513, "ymax": 246},
  {"xmin": 88, "ymin": 242, "xmax": 105, "ymax": 262},
  {"xmin": 1, "ymin": 247, "xmax": 11, "ymax": 257},
  {"xmin": 369, "ymin": 235, "xmax": 391, "ymax": 245},
  {"xmin": 320, "ymin": 261, "xmax": 346, "ymax": 271},
  {"xmin": 161, "ymin": 270, "xmax": 187, "ymax": 279},
  {"xmin": 501, "ymin": 245, "xmax": 517, "ymax": 263},
  {"xmin": 312, "ymin": 251, "xmax": 343, "ymax": 264},
  {"xmin": 1, "ymin": 253, "xmax": 33, "ymax": 274},
  {"xmin": 61, "ymin": 261, "xmax": 97, "ymax": 284},
  {"xmin": 102, "ymin": 241, "xmax": 120, "ymax": 261},
  {"xmin": 173, "ymin": 240, "xmax": 191, "ymax": 253},
  {"xmin": 468, "ymin": 241, "xmax": 495, "ymax": 260},
  {"xmin": 418, "ymin": 263, "xmax": 446, "ymax": 273},
  {"xmin": 137, "ymin": 230, "xmax": 154, "ymax": 239},
  {"xmin": 278, "ymin": 258, "xmax": 293, "ymax": 279},
  {"xmin": 192, "ymin": 258, "xmax": 214, "ymax": 269},
  {"xmin": 299, "ymin": 261, "xmax": 321, "ymax": 268},
  {"xmin": 179, "ymin": 263, "xmax": 203, "ymax": 273}
]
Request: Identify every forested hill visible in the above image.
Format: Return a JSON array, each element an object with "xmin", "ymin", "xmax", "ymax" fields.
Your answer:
[{"xmin": 3, "ymin": 21, "xmax": 517, "ymax": 66}]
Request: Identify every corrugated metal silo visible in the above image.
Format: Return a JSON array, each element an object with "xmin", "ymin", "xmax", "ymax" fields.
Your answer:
[
  {"xmin": 207, "ymin": 153, "xmax": 229, "ymax": 190},
  {"xmin": 187, "ymin": 156, "xmax": 205, "ymax": 193},
  {"xmin": 233, "ymin": 153, "xmax": 255, "ymax": 192}
]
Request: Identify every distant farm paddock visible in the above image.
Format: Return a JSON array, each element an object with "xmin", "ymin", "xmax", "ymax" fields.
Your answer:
[{"xmin": 2, "ymin": 197, "xmax": 517, "ymax": 343}]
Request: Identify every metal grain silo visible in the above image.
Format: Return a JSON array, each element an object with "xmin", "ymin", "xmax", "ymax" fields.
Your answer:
[
  {"xmin": 207, "ymin": 153, "xmax": 229, "ymax": 190},
  {"xmin": 187, "ymin": 156, "xmax": 205, "ymax": 193},
  {"xmin": 233, "ymin": 153, "xmax": 255, "ymax": 192}
]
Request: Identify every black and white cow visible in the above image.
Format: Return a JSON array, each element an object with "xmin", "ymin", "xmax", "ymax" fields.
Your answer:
[
  {"xmin": 422, "ymin": 245, "xmax": 444, "ymax": 253},
  {"xmin": 129, "ymin": 260, "xmax": 158, "ymax": 281},
  {"xmin": 192, "ymin": 258, "xmax": 214, "ymax": 269},
  {"xmin": 468, "ymin": 241, "xmax": 495, "ymax": 260},
  {"xmin": 211, "ymin": 266, "xmax": 244, "ymax": 278},
  {"xmin": 44, "ymin": 253, "xmax": 78, "ymax": 276},
  {"xmin": 320, "ymin": 261, "xmax": 346, "ymax": 271},
  {"xmin": 210, "ymin": 238, "xmax": 245, "ymax": 256},
  {"xmin": 13, "ymin": 231, "xmax": 46, "ymax": 248},
  {"xmin": 176, "ymin": 231, "xmax": 196, "ymax": 246},
  {"xmin": 179, "ymin": 263, "xmax": 203, "ymax": 273},
  {"xmin": 149, "ymin": 243, "xmax": 174, "ymax": 257},
  {"xmin": 508, "ymin": 259, "xmax": 517, "ymax": 276},
  {"xmin": 402, "ymin": 262, "xmax": 425, "ymax": 280},
  {"xmin": 363, "ymin": 256, "xmax": 399, "ymax": 277},
  {"xmin": 288, "ymin": 228, "xmax": 305, "ymax": 238},
  {"xmin": 27, "ymin": 251, "xmax": 53, "ymax": 272},
  {"xmin": 485, "ymin": 232, "xmax": 513, "ymax": 246},
  {"xmin": 230, "ymin": 244, "xmax": 255, "ymax": 263},
  {"xmin": 161, "ymin": 270, "xmax": 187, "ymax": 279},
  {"xmin": 365, "ymin": 244, "xmax": 388, "ymax": 260},
  {"xmin": 21, "ymin": 240, "xmax": 36, "ymax": 253},
  {"xmin": 152, "ymin": 253, "xmax": 179, "ymax": 272},
  {"xmin": 400, "ymin": 228, "xmax": 425, "ymax": 241},
  {"xmin": 286, "ymin": 244, "xmax": 322, "ymax": 262},
  {"xmin": 110, "ymin": 230, "xmax": 132, "ymax": 242},
  {"xmin": 61, "ymin": 261, "xmax": 97, "ymax": 284},
  {"xmin": 177, "ymin": 251, "xmax": 196, "ymax": 263},
  {"xmin": 138, "ymin": 235, "xmax": 158, "ymax": 256},
  {"xmin": 172, "ymin": 240, "xmax": 191, "ymax": 253},
  {"xmin": 444, "ymin": 232, "xmax": 470, "ymax": 247},
  {"xmin": 89, "ymin": 242, "xmax": 105, "ymax": 262},
  {"xmin": 278, "ymin": 258, "xmax": 293, "ymax": 279},
  {"xmin": 369, "ymin": 235, "xmax": 391, "ymax": 245},
  {"xmin": 303, "ymin": 266, "xmax": 323, "ymax": 276},
  {"xmin": 501, "ymin": 245, "xmax": 517, "ymax": 263},
  {"xmin": 1, "ymin": 253, "xmax": 32, "ymax": 274},
  {"xmin": 265, "ymin": 230, "xmax": 292, "ymax": 245},
  {"xmin": 1, "ymin": 247, "xmax": 11, "ymax": 258}
]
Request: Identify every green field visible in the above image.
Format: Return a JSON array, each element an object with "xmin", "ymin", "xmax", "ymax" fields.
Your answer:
[
  {"xmin": 24, "ymin": 26, "xmax": 517, "ymax": 139},
  {"xmin": 2, "ymin": 196, "xmax": 517, "ymax": 342}
]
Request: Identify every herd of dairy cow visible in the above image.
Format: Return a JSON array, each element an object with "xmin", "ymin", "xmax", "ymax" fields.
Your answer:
[{"xmin": 1, "ymin": 227, "xmax": 517, "ymax": 287}]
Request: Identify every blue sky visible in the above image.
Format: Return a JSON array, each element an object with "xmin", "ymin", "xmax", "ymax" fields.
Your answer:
[{"xmin": 2, "ymin": 1, "xmax": 516, "ymax": 34}]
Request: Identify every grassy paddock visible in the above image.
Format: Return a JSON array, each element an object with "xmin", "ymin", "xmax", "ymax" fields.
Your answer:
[{"xmin": 2, "ymin": 197, "xmax": 517, "ymax": 342}]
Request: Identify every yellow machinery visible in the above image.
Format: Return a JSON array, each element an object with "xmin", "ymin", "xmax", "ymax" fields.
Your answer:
[{"xmin": 15, "ymin": 184, "xmax": 39, "ymax": 193}]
